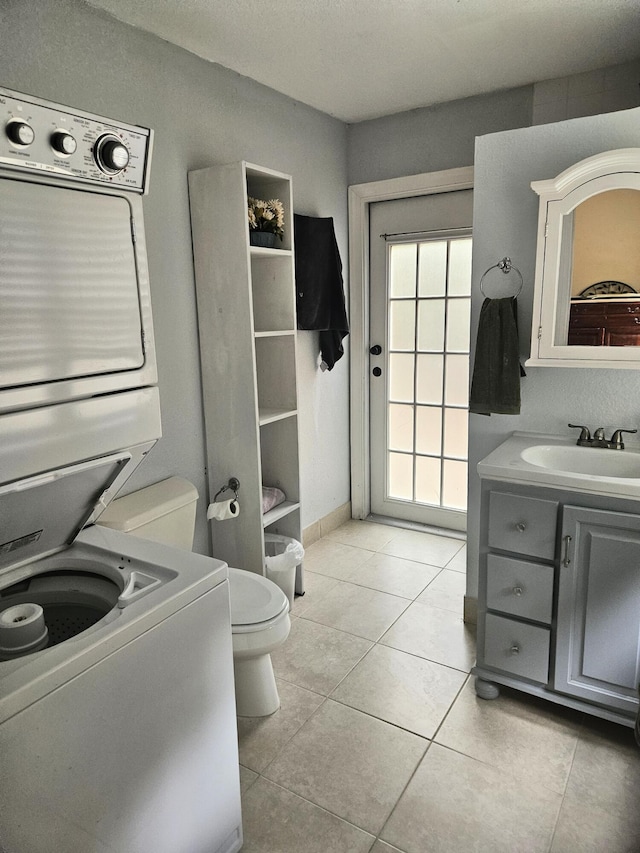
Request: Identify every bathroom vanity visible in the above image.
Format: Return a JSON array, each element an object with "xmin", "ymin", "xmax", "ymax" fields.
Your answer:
[{"xmin": 474, "ymin": 432, "xmax": 640, "ymax": 728}]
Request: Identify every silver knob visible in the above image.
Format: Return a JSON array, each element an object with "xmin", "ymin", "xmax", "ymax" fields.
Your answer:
[
  {"xmin": 6, "ymin": 119, "xmax": 35, "ymax": 146},
  {"xmin": 95, "ymin": 134, "xmax": 130, "ymax": 174},
  {"xmin": 516, "ymin": 522, "xmax": 526, "ymax": 533},
  {"xmin": 512, "ymin": 586, "xmax": 523, "ymax": 597},
  {"xmin": 510, "ymin": 644, "xmax": 520, "ymax": 656},
  {"xmin": 51, "ymin": 130, "xmax": 77, "ymax": 155}
]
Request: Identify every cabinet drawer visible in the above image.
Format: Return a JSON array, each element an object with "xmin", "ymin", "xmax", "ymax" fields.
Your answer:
[
  {"xmin": 488, "ymin": 491, "xmax": 558, "ymax": 560},
  {"xmin": 483, "ymin": 614, "xmax": 550, "ymax": 683},
  {"xmin": 486, "ymin": 554, "xmax": 554, "ymax": 624}
]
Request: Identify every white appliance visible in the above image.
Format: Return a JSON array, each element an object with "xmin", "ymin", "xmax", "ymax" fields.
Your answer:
[{"xmin": 0, "ymin": 88, "xmax": 242, "ymax": 853}]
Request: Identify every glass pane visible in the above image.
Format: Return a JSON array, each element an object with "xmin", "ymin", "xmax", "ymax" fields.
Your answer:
[
  {"xmin": 415, "ymin": 455, "xmax": 441, "ymax": 505},
  {"xmin": 418, "ymin": 241, "xmax": 447, "ymax": 297},
  {"xmin": 416, "ymin": 354, "xmax": 443, "ymax": 404},
  {"xmin": 389, "ymin": 300, "xmax": 416, "ymax": 351},
  {"xmin": 443, "ymin": 459, "xmax": 467, "ymax": 510},
  {"xmin": 388, "ymin": 452, "xmax": 413, "ymax": 500},
  {"xmin": 448, "ymin": 238, "xmax": 473, "ymax": 296},
  {"xmin": 389, "ymin": 353, "xmax": 415, "ymax": 403},
  {"xmin": 389, "ymin": 404, "xmax": 414, "ymax": 452},
  {"xmin": 389, "ymin": 243, "xmax": 417, "ymax": 298},
  {"xmin": 444, "ymin": 354, "xmax": 469, "ymax": 407},
  {"xmin": 415, "ymin": 406, "xmax": 442, "ymax": 456},
  {"xmin": 417, "ymin": 299, "xmax": 445, "ymax": 351},
  {"xmin": 443, "ymin": 407, "xmax": 468, "ymax": 459},
  {"xmin": 445, "ymin": 298, "xmax": 470, "ymax": 353}
]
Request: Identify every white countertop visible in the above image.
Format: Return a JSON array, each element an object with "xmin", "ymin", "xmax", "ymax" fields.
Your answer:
[{"xmin": 477, "ymin": 431, "xmax": 640, "ymax": 500}]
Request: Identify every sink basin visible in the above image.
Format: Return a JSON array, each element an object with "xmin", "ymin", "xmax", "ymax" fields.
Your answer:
[{"xmin": 521, "ymin": 444, "xmax": 640, "ymax": 478}]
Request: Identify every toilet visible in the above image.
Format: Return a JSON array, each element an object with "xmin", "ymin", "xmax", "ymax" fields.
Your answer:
[{"xmin": 97, "ymin": 477, "xmax": 290, "ymax": 717}]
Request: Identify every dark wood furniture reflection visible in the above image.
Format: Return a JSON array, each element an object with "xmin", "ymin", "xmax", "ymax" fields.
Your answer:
[{"xmin": 569, "ymin": 299, "xmax": 640, "ymax": 346}]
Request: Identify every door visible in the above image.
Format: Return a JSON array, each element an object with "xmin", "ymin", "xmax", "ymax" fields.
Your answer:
[
  {"xmin": 555, "ymin": 505, "xmax": 640, "ymax": 715},
  {"xmin": 369, "ymin": 191, "xmax": 473, "ymax": 530}
]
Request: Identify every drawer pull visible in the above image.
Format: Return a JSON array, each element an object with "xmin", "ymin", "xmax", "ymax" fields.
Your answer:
[
  {"xmin": 562, "ymin": 534, "xmax": 572, "ymax": 567},
  {"xmin": 510, "ymin": 644, "xmax": 520, "ymax": 656},
  {"xmin": 512, "ymin": 586, "xmax": 523, "ymax": 597},
  {"xmin": 515, "ymin": 522, "xmax": 527, "ymax": 533}
]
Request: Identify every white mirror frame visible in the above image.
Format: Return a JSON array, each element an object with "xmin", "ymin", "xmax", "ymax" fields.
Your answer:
[{"xmin": 527, "ymin": 148, "xmax": 640, "ymax": 369}]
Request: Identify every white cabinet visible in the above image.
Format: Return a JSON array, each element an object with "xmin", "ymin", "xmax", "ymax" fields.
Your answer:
[
  {"xmin": 474, "ymin": 479, "xmax": 640, "ymax": 728},
  {"xmin": 188, "ymin": 162, "xmax": 302, "ymax": 585}
]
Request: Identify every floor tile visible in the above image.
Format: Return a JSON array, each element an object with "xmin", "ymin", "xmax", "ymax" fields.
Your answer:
[
  {"xmin": 326, "ymin": 519, "xmax": 397, "ymax": 551},
  {"xmin": 271, "ymin": 617, "xmax": 372, "ymax": 695},
  {"xmin": 415, "ymin": 569, "xmax": 465, "ymax": 614},
  {"xmin": 347, "ymin": 551, "xmax": 441, "ymax": 599},
  {"xmin": 550, "ymin": 797, "xmax": 640, "ymax": 853},
  {"xmin": 301, "ymin": 580, "xmax": 410, "ymax": 641},
  {"xmin": 380, "ymin": 600, "xmax": 476, "ymax": 672},
  {"xmin": 370, "ymin": 842, "xmax": 405, "ymax": 853},
  {"xmin": 331, "ymin": 644, "xmax": 466, "ymax": 739},
  {"xmin": 444, "ymin": 543, "xmax": 466, "ymax": 573},
  {"xmin": 241, "ymin": 778, "xmax": 375, "ymax": 853},
  {"xmin": 264, "ymin": 699, "xmax": 428, "ymax": 835},
  {"xmin": 435, "ymin": 681, "xmax": 581, "ymax": 794},
  {"xmin": 239, "ymin": 764, "xmax": 258, "ymax": 794},
  {"xmin": 291, "ymin": 570, "xmax": 339, "ymax": 617},
  {"xmin": 382, "ymin": 743, "xmax": 561, "ymax": 853},
  {"xmin": 302, "ymin": 538, "xmax": 373, "ymax": 581},
  {"xmin": 381, "ymin": 529, "xmax": 463, "ymax": 567},
  {"xmin": 237, "ymin": 679, "xmax": 325, "ymax": 772}
]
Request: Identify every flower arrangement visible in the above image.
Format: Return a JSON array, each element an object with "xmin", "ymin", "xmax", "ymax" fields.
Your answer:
[{"xmin": 248, "ymin": 196, "xmax": 285, "ymax": 241}]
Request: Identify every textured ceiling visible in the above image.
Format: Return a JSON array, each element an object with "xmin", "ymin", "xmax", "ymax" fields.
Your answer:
[{"xmin": 86, "ymin": 0, "xmax": 640, "ymax": 122}]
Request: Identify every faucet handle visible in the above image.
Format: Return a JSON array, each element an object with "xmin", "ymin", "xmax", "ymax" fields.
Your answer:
[
  {"xmin": 568, "ymin": 424, "xmax": 591, "ymax": 441},
  {"xmin": 593, "ymin": 427, "xmax": 605, "ymax": 440},
  {"xmin": 610, "ymin": 428, "xmax": 637, "ymax": 448}
]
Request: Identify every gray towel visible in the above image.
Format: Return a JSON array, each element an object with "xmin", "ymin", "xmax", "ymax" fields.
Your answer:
[{"xmin": 469, "ymin": 297, "xmax": 523, "ymax": 416}]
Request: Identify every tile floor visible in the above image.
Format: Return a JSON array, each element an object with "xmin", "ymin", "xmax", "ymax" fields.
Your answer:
[{"xmin": 237, "ymin": 520, "xmax": 640, "ymax": 853}]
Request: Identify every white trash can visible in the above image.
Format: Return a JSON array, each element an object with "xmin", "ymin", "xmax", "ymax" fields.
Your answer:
[{"xmin": 264, "ymin": 533, "xmax": 304, "ymax": 610}]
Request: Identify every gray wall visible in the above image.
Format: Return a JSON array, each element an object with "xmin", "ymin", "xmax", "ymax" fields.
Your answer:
[
  {"xmin": 468, "ymin": 106, "xmax": 640, "ymax": 596},
  {"xmin": 1, "ymin": 0, "xmax": 349, "ymax": 556},
  {"xmin": 347, "ymin": 87, "xmax": 533, "ymax": 185}
]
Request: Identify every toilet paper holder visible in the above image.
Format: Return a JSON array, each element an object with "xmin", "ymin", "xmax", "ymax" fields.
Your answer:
[{"xmin": 214, "ymin": 477, "xmax": 240, "ymax": 502}]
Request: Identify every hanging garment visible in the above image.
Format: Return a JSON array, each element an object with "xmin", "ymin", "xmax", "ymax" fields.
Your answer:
[
  {"xmin": 294, "ymin": 214, "xmax": 349, "ymax": 371},
  {"xmin": 469, "ymin": 297, "xmax": 524, "ymax": 415}
]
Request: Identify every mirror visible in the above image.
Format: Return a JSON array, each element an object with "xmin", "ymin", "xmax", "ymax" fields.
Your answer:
[{"xmin": 528, "ymin": 149, "xmax": 640, "ymax": 369}]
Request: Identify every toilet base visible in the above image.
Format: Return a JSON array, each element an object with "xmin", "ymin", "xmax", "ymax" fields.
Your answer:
[{"xmin": 233, "ymin": 653, "xmax": 280, "ymax": 717}]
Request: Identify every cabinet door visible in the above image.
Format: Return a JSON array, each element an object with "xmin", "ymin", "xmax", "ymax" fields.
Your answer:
[{"xmin": 555, "ymin": 505, "xmax": 640, "ymax": 715}]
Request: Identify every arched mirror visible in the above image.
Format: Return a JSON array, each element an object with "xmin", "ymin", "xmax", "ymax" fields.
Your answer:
[{"xmin": 527, "ymin": 149, "xmax": 640, "ymax": 369}]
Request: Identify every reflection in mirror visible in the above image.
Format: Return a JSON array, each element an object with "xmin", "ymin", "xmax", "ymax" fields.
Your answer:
[{"xmin": 561, "ymin": 188, "xmax": 640, "ymax": 346}]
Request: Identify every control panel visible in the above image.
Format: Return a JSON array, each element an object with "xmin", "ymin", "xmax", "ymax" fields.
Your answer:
[{"xmin": 0, "ymin": 87, "xmax": 152, "ymax": 193}]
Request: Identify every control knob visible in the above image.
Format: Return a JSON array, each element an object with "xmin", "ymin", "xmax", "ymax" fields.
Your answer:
[
  {"xmin": 6, "ymin": 119, "xmax": 35, "ymax": 147},
  {"xmin": 51, "ymin": 130, "xmax": 77, "ymax": 156},
  {"xmin": 94, "ymin": 133, "xmax": 130, "ymax": 174}
]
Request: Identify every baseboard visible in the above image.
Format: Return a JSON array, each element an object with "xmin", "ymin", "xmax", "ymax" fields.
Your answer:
[
  {"xmin": 463, "ymin": 595, "xmax": 477, "ymax": 625},
  {"xmin": 303, "ymin": 501, "xmax": 352, "ymax": 548}
]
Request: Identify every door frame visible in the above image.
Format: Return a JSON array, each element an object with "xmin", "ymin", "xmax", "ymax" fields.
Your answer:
[{"xmin": 348, "ymin": 166, "xmax": 474, "ymax": 520}]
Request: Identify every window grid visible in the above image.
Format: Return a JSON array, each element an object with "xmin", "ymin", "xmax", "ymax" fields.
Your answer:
[{"xmin": 386, "ymin": 235, "xmax": 471, "ymax": 511}]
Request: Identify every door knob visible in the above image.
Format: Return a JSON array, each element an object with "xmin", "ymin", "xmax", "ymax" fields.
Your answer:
[{"xmin": 370, "ymin": 344, "xmax": 382, "ymax": 355}]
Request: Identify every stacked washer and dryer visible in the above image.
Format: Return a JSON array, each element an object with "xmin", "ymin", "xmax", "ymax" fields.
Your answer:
[{"xmin": 0, "ymin": 88, "xmax": 242, "ymax": 853}]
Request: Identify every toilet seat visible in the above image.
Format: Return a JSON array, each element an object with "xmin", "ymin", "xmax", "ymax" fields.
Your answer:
[{"xmin": 228, "ymin": 568, "xmax": 288, "ymax": 633}]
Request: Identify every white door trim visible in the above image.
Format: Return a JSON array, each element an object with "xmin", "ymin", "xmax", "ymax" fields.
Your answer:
[{"xmin": 348, "ymin": 166, "xmax": 474, "ymax": 519}]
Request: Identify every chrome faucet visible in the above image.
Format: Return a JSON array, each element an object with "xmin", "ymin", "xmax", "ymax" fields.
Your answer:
[{"xmin": 568, "ymin": 424, "xmax": 637, "ymax": 450}]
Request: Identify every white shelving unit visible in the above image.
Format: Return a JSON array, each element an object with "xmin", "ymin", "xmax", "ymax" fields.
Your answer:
[{"xmin": 188, "ymin": 161, "xmax": 303, "ymax": 588}]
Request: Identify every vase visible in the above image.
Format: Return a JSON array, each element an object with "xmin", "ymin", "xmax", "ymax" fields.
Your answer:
[{"xmin": 250, "ymin": 231, "xmax": 277, "ymax": 249}]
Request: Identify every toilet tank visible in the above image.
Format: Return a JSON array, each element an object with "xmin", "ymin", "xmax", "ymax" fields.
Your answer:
[{"xmin": 96, "ymin": 477, "xmax": 199, "ymax": 550}]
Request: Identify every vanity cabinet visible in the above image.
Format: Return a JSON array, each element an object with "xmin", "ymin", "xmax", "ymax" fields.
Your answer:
[
  {"xmin": 188, "ymin": 161, "xmax": 303, "ymax": 588},
  {"xmin": 568, "ymin": 300, "xmax": 640, "ymax": 347},
  {"xmin": 475, "ymin": 479, "xmax": 640, "ymax": 727}
]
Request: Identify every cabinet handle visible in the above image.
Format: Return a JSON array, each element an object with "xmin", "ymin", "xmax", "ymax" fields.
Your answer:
[
  {"xmin": 515, "ymin": 521, "xmax": 527, "ymax": 533},
  {"xmin": 512, "ymin": 586, "xmax": 523, "ymax": 597},
  {"xmin": 510, "ymin": 644, "xmax": 520, "ymax": 656},
  {"xmin": 562, "ymin": 534, "xmax": 572, "ymax": 567}
]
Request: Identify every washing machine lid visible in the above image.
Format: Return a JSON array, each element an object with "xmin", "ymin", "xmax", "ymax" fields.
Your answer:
[
  {"xmin": 228, "ymin": 568, "xmax": 287, "ymax": 626},
  {"xmin": 0, "ymin": 453, "xmax": 135, "ymax": 575}
]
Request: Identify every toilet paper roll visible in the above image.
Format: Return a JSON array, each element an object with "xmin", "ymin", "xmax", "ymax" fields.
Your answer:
[{"xmin": 207, "ymin": 499, "xmax": 240, "ymax": 521}]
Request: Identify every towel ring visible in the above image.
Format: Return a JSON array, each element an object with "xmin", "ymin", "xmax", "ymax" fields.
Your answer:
[{"xmin": 479, "ymin": 257, "xmax": 523, "ymax": 298}]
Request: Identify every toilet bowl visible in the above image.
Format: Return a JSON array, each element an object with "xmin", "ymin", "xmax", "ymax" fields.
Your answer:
[{"xmin": 96, "ymin": 477, "xmax": 291, "ymax": 717}]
